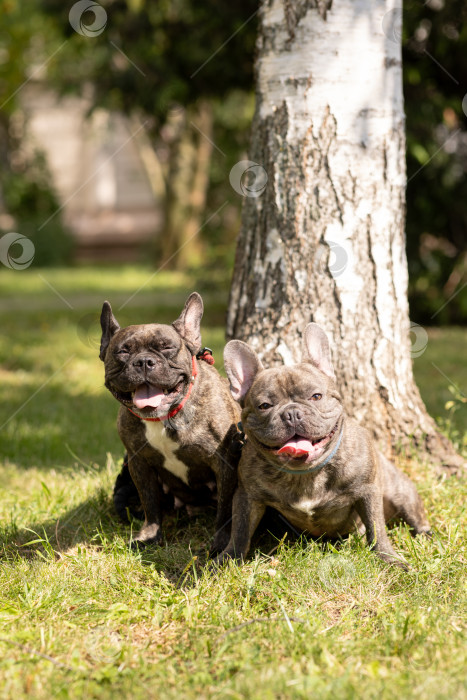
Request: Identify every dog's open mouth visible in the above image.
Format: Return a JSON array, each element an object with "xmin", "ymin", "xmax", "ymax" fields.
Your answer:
[
  {"xmin": 131, "ymin": 380, "xmax": 185, "ymax": 411},
  {"xmin": 132, "ymin": 380, "xmax": 184, "ymax": 409},
  {"xmin": 263, "ymin": 423, "xmax": 339, "ymax": 462},
  {"xmin": 109, "ymin": 379, "xmax": 185, "ymax": 414}
]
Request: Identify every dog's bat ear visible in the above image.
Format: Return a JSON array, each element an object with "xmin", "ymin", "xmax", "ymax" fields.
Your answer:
[
  {"xmin": 172, "ymin": 292, "xmax": 204, "ymax": 354},
  {"xmin": 303, "ymin": 323, "xmax": 336, "ymax": 380},
  {"xmin": 224, "ymin": 340, "xmax": 264, "ymax": 404},
  {"xmin": 100, "ymin": 301, "xmax": 120, "ymax": 361}
]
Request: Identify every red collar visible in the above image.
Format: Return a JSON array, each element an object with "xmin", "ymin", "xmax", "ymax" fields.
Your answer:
[{"xmin": 127, "ymin": 355, "xmax": 197, "ymax": 423}]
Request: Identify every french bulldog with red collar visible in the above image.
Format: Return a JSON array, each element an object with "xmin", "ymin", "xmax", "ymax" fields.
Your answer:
[
  {"xmin": 219, "ymin": 323, "xmax": 431, "ymax": 568},
  {"xmin": 100, "ymin": 293, "xmax": 240, "ymax": 553}
]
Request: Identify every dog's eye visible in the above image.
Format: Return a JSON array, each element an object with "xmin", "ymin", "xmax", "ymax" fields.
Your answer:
[
  {"xmin": 311, "ymin": 393, "xmax": 322, "ymax": 401},
  {"xmin": 258, "ymin": 402, "xmax": 272, "ymax": 410},
  {"xmin": 116, "ymin": 348, "xmax": 129, "ymax": 356}
]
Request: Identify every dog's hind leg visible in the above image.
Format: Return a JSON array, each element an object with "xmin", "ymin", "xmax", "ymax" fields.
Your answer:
[
  {"xmin": 380, "ymin": 455, "xmax": 431, "ymax": 536},
  {"xmin": 355, "ymin": 487, "xmax": 409, "ymax": 569}
]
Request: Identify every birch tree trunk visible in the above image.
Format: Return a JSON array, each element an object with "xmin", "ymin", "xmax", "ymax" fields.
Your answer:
[{"xmin": 227, "ymin": 0, "xmax": 462, "ymax": 471}]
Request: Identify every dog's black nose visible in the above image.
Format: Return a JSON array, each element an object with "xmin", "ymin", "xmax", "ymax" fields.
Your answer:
[
  {"xmin": 283, "ymin": 406, "xmax": 303, "ymax": 426},
  {"xmin": 132, "ymin": 356, "xmax": 157, "ymax": 371}
]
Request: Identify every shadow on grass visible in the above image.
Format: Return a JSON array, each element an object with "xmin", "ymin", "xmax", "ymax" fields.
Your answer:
[
  {"xmin": 0, "ymin": 383, "xmax": 120, "ymax": 471},
  {"xmin": 0, "ymin": 489, "xmax": 324, "ymax": 584},
  {"xmin": 0, "ymin": 489, "xmax": 117, "ymax": 557},
  {"xmin": 0, "ymin": 492, "xmax": 220, "ymax": 583},
  {"xmin": 0, "ymin": 303, "xmax": 229, "ymax": 471}
]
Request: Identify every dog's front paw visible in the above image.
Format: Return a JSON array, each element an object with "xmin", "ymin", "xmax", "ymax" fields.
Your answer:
[
  {"xmin": 130, "ymin": 523, "xmax": 162, "ymax": 550},
  {"xmin": 113, "ymin": 458, "xmax": 144, "ymax": 523},
  {"xmin": 418, "ymin": 527, "xmax": 432, "ymax": 539},
  {"xmin": 377, "ymin": 551, "xmax": 409, "ymax": 571}
]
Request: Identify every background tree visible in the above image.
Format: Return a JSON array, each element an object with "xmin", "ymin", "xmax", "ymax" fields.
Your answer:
[
  {"xmin": 403, "ymin": 0, "xmax": 467, "ymax": 325},
  {"xmin": 226, "ymin": 0, "xmax": 463, "ymax": 470},
  {"xmin": 2, "ymin": 0, "xmax": 466, "ymax": 319},
  {"xmin": 38, "ymin": 0, "xmax": 258, "ymax": 268}
]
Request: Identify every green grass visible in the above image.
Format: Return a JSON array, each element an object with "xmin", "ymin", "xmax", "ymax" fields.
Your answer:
[
  {"xmin": 412, "ymin": 327, "xmax": 467, "ymax": 450},
  {"xmin": 0, "ymin": 266, "xmax": 465, "ymax": 699}
]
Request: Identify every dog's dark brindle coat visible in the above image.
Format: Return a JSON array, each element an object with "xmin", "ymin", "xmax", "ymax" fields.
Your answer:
[
  {"xmin": 100, "ymin": 293, "xmax": 240, "ymax": 553},
  {"xmin": 219, "ymin": 323, "xmax": 431, "ymax": 568}
]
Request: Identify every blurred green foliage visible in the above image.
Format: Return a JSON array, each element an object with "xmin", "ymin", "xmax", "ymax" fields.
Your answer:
[
  {"xmin": 404, "ymin": 0, "xmax": 467, "ymax": 324},
  {"xmin": 0, "ymin": 0, "xmax": 74, "ymax": 264},
  {"xmin": 41, "ymin": 0, "xmax": 257, "ymax": 116},
  {"xmin": 1, "ymin": 149, "xmax": 74, "ymax": 265},
  {"xmin": 0, "ymin": 0, "xmax": 465, "ymax": 322}
]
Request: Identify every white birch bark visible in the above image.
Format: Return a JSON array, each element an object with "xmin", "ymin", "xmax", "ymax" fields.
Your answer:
[{"xmin": 227, "ymin": 0, "xmax": 461, "ymax": 468}]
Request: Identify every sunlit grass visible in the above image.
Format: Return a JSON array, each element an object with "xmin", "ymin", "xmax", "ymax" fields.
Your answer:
[{"xmin": 0, "ymin": 267, "xmax": 465, "ymax": 698}]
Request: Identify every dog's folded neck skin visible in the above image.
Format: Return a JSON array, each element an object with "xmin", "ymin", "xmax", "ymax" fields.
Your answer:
[{"xmin": 224, "ymin": 324, "xmax": 344, "ymax": 471}]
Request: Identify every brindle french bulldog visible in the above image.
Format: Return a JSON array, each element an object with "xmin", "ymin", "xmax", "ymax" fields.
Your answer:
[
  {"xmin": 100, "ymin": 293, "xmax": 241, "ymax": 553},
  {"xmin": 219, "ymin": 323, "xmax": 431, "ymax": 568}
]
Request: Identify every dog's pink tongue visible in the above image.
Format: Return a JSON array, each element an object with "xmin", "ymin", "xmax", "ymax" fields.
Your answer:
[
  {"xmin": 133, "ymin": 384, "xmax": 164, "ymax": 409},
  {"xmin": 277, "ymin": 438, "xmax": 314, "ymax": 458}
]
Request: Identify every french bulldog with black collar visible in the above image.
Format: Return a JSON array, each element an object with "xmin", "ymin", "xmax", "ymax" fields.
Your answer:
[
  {"xmin": 220, "ymin": 323, "xmax": 431, "ymax": 568},
  {"xmin": 99, "ymin": 293, "xmax": 241, "ymax": 553}
]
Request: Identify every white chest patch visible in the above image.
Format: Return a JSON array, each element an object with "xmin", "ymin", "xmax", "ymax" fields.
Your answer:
[
  {"xmin": 293, "ymin": 499, "xmax": 317, "ymax": 517},
  {"xmin": 144, "ymin": 422, "xmax": 189, "ymax": 485}
]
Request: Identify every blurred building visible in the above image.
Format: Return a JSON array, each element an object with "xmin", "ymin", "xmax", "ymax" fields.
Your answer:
[{"xmin": 21, "ymin": 85, "xmax": 164, "ymax": 262}]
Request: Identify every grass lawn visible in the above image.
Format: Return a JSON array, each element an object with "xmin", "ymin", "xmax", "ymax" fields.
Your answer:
[{"xmin": 0, "ymin": 266, "xmax": 465, "ymax": 699}]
